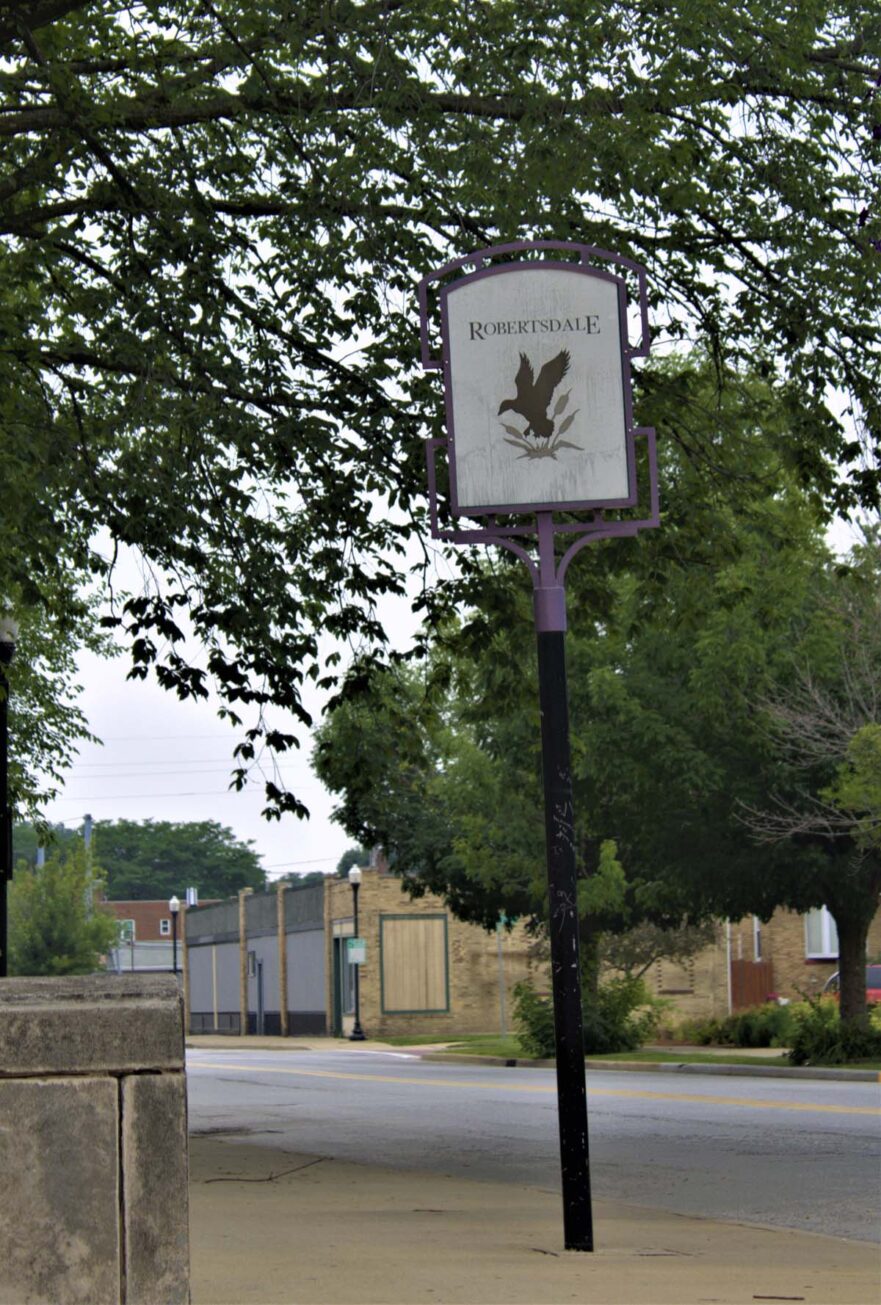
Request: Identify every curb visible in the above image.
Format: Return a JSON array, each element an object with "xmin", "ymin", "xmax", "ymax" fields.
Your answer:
[{"xmin": 419, "ymin": 1052, "xmax": 881, "ymax": 1082}]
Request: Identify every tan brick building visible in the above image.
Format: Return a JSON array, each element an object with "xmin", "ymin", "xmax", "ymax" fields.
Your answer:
[
  {"xmin": 324, "ymin": 868, "xmax": 541, "ymax": 1039},
  {"xmin": 185, "ymin": 866, "xmax": 881, "ymax": 1036},
  {"xmin": 724, "ymin": 904, "xmax": 881, "ymax": 1008},
  {"xmin": 645, "ymin": 905, "xmax": 881, "ymax": 1022},
  {"xmin": 185, "ymin": 868, "xmax": 542, "ymax": 1038},
  {"xmin": 639, "ymin": 923, "xmax": 731, "ymax": 1023}
]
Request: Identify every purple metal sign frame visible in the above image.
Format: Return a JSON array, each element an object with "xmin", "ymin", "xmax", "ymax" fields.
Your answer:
[{"xmin": 419, "ymin": 240, "xmax": 659, "ymax": 632}]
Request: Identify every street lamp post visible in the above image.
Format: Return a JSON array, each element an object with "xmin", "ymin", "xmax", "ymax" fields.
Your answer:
[
  {"xmin": 347, "ymin": 866, "xmax": 366, "ymax": 1041},
  {"xmin": 0, "ymin": 615, "xmax": 18, "ymax": 980},
  {"xmin": 169, "ymin": 895, "xmax": 180, "ymax": 975}
]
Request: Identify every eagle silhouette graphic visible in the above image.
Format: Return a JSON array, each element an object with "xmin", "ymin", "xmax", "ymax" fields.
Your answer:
[
  {"xmin": 496, "ymin": 349, "xmax": 581, "ymax": 461},
  {"xmin": 498, "ymin": 349, "xmax": 570, "ymax": 440}
]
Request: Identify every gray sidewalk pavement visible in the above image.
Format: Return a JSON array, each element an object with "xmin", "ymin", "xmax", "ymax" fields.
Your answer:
[{"xmin": 189, "ymin": 1136, "xmax": 880, "ymax": 1305}]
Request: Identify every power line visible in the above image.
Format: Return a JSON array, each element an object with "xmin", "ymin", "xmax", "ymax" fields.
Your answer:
[
  {"xmin": 48, "ymin": 786, "xmax": 311, "ymax": 802},
  {"xmin": 68, "ymin": 758, "xmax": 309, "ymax": 771},
  {"xmin": 64, "ymin": 765, "xmax": 311, "ymax": 780},
  {"xmin": 86, "ymin": 732, "xmax": 250, "ymax": 742},
  {"xmin": 264, "ymin": 855, "xmax": 338, "ymax": 868}
]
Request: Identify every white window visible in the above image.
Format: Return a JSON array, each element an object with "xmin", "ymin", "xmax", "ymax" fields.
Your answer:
[
  {"xmin": 752, "ymin": 916, "xmax": 762, "ymax": 961},
  {"xmin": 118, "ymin": 919, "xmax": 135, "ymax": 943},
  {"xmin": 159, "ymin": 918, "xmax": 171, "ymax": 937},
  {"xmin": 805, "ymin": 907, "xmax": 838, "ymax": 959}
]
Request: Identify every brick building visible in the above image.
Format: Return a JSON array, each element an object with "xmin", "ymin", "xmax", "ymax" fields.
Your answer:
[
  {"xmin": 184, "ymin": 866, "xmax": 541, "ymax": 1038},
  {"xmin": 103, "ymin": 897, "xmax": 217, "ymax": 973},
  {"xmin": 184, "ymin": 863, "xmax": 881, "ymax": 1036},
  {"xmin": 641, "ymin": 904, "xmax": 881, "ymax": 1022},
  {"xmin": 323, "ymin": 868, "xmax": 538, "ymax": 1040},
  {"xmin": 103, "ymin": 899, "xmax": 180, "ymax": 973},
  {"xmin": 724, "ymin": 904, "xmax": 881, "ymax": 1009}
]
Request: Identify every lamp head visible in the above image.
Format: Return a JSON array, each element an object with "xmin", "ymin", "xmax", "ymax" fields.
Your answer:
[
  {"xmin": 348, "ymin": 866, "xmax": 362, "ymax": 887},
  {"xmin": 168, "ymin": 894, "xmax": 181, "ymax": 914}
]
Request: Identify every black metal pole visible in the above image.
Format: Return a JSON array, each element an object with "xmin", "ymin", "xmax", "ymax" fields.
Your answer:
[
  {"xmin": 536, "ymin": 627, "xmax": 593, "ymax": 1252},
  {"xmin": 349, "ymin": 881, "xmax": 366, "ymax": 1041},
  {"xmin": 0, "ymin": 663, "xmax": 9, "ymax": 979},
  {"xmin": 172, "ymin": 911, "xmax": 178, "ymax": 975}
]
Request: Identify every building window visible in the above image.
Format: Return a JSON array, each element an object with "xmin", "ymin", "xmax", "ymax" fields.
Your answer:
[
  {"xmin": 159, "ymin": 919, "xmax": 171, "ymax": 937},
  {"xmin": 380, "ymin": 914, "xmax": 449, "ymax": 1013},
  {"xmin": 118, "ymin": 919, "xmax": 135, "ymax": 943},
  {"xmin": 805, "ymin": 907, "xmax": 838, "ymax": 959},
  {"xmin": 753, "ymin": 916, "xmax": 762, "ymax": 962}
]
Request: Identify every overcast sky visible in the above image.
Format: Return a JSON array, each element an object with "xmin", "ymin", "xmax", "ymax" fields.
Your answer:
[{"xmin": 40, "ymin": 562, "xmax": 428, "ymax": 886}]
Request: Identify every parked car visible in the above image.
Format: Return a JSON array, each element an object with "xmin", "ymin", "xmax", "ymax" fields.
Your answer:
[{"xmin": 822, "ymin": 965, "xmax": 881, "ymax": 1003}]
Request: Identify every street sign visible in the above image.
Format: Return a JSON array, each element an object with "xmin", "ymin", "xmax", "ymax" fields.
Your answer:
[
  {"xmin": 442, "ymin": 263, "xmax": 635, "ymax": 516},
  {"xmin": 346, "ymin": 937, "xmax": 366, "ymax": 965}
]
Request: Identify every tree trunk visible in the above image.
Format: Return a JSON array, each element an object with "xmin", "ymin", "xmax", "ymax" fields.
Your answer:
[{"xmin": 833, "ymin": 910, "xmax": 870, "ymax": 1026}]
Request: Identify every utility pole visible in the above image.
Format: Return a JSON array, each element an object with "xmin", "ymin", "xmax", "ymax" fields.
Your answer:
[{"xmin": 83, "ymin": 812, "xmax": 94, "ymax": 915}]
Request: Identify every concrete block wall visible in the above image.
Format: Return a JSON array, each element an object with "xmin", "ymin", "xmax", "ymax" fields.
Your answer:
[{"xmin": 0, "ymin": 974, "xmax": 189, "ymax": 1305}]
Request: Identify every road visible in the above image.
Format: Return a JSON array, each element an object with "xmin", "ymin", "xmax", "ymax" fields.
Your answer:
[{"xmin": 186, "ymin": 1046, "xmax": 881, "ymax": 1243}]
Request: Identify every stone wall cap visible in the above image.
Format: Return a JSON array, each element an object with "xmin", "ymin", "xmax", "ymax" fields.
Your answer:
[
  {"xmin": 0, "ymin": 973, "xmax": 181, "ymax": 1007},
  {"xmin": 0, "ymin": 974, "xmax": 185, "ymax": 1075}
]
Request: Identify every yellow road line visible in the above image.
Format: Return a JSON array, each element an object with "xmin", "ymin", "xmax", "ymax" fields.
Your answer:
[{"xmin": 187, "ymin": 1060, "xmax": 880, "ymax": 1117}]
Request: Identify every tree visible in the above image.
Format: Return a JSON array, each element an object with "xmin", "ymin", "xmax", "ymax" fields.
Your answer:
[
  {"xmin": 317, "ymin": 361, "xmax": 881, "ymax": 1020},
  {"xmin": 336, "ymin": 847, "xmax": 371, "ymax": 878},
  {"xmin": 9, "ymin": 843, "xmax": 118, "ymax": 975},
  {"xmin": 92, "ymin": 818, "xmax": 265, "ymax": 899},
  {"xmin": 740, "ymin": 548, "xmax": 881, "ymax": 1023},
  {"xmin": 2, "ymin": 2, "xmax": 880, "ymax": 818},
  {"xmin": 600, "ymin": 920, "xmax": 719, "ymax": 983},
  {"xmin": 12, "ymin": 819, "xmax": 79, "ymax": 866},
  {"xmin": 4, "ymin": 593, "xmax": 115, "ymax": 821}
]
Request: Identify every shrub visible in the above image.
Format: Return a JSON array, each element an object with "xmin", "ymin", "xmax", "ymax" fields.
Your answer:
[
  {"xmin": 787, "ymin": 997, "xmax": 881, "ymax": 1065},
  {"xmin": 513, "ymin": 977, "xmax": 661, "ymax": 1058},
  {"xmin": 583, "ymin": 976, "xmax": 662, "ymax": 1053},
  {"xmin": 512, "ymin": 981, "xmax": 556, "ymax": 1058},
  {"xmin": 678, "ymin": 1003, "xmax": 794, "ymax": 1048}
]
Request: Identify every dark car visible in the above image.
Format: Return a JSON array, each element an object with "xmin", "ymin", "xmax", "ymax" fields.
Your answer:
[{"xmin": 822, "ymin": 964, "xmax": 881, "ymax": 1003}]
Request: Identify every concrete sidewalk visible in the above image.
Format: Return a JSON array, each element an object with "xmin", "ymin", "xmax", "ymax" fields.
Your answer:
[{"xmin": 189, "ymin": 1135, "xmax": 880, "ymax": 1305}]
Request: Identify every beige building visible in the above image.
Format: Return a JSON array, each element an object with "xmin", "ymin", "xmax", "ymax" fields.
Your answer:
[
  {"xmin": 186, "ymin": 863, "xmax": 881, "ymax": 1038},
  {"xmin": 644, "ymin": 905, "xmax": 881, "ymax": 1023},
  {"xmin": 185, "ymin": 866, "xmax": 542, "ymax": 1039},
  {"xmin": 324, "ymin": 868, "xmax": 541, "ymax": 1039}
]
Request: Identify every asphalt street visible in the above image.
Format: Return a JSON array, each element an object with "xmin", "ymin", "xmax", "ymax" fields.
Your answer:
[{"xmin": 186, "ymin": 1046, "xmax": 881, "ymax": 1244}]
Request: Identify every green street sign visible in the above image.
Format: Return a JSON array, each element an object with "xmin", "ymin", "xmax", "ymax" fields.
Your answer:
[{"xmin": 346, "ymin": 937, "xmax": 366, "ymax": 965}]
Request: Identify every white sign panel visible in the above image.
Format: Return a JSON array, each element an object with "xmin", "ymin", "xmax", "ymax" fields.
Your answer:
[
  {"xmin": 346, "ymin": 937, "xmax": 366, "ymax": 965},
  {"xmin": 442, "ymin": 265, "xmax": 633, "ymax": 515}
]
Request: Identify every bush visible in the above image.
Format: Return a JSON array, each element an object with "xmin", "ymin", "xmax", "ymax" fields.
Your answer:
[
  {"xmin": 583, "ymin": 976, "xmax": 662, "ymax": 1053},
  {"xmin": 512, "ymin": 977, "xmax": 661, "ymax": 1058},
  {"xmin": 787, "ymin": 997, "xmax": 881, "ymax": 1065},
  {"xmin": 512, "ymin": 982, "xmax": 556, "ymax": 1058},
  {"xmin": 678, "ymin": 1003, "xmax": 795, "ymax": 1048}
]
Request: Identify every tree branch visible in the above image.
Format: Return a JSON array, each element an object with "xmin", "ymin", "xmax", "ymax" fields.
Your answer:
[{"xmin": 0, "ymin": 0, "xmax": 91, "ymax": 47}]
